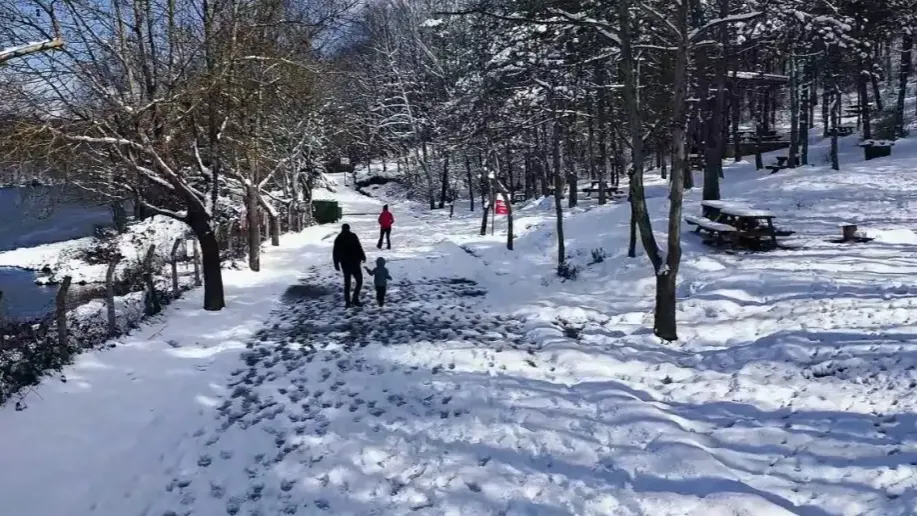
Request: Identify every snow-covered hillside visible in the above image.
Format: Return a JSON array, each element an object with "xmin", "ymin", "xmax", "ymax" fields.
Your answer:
[{"xmin": 2, "ymin": 133, "xmax": 917, "ymax": 515}]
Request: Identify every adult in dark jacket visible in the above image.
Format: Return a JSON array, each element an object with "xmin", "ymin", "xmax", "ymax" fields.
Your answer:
[
  {"xmin": 332, "ymin": 223, "xmax": 367, "ymax": 307},
  {"xmin": 377, "ymin": 205, "xmax": 394, "ymax": 250}
]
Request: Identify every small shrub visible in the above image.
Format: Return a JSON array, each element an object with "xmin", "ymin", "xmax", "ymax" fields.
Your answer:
[
  {"xmin": 589, "ymin": 248, "xmax": 606, "ymax": 264},
  {"xmin": 557, "ymin": 261, "xmax": 580, "ymax": 281}
]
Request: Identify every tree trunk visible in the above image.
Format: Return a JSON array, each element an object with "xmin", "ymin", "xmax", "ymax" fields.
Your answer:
[
  {"xmin": 653, "ymin": 272, "xmax": 678, "ymax": 340},
  {"xmin": 190, "ymin": 213, "xmax": 225, "ymax": 311},
  {"xmin": 831, "ymin": 84, "xmax": 840, "ymax": 170},
  {"xmin": 479, "ymin": 195, "xmax": 491, "ymax": 235},
  {"xmin": 789, "ymin": 56, "xmax": 799, "ymax": 168},
  {"xmin": 896, "ymin": 33, "xmax": 913, "ymax": 138},
  {"xmin": 858, "ymin": 54, "xmax": 873, "ymax": 140},
  {"xmin": 732, "ymin": 88, "xmax": 742, "ymax": 163},
  {"xmin": 800, "ymin": 61, "xmax": 810, "ymax": 166},
  {"xmin": 563, "ymin": 121, "xmax": 578, "ymax": 208},
  {"xmin": 752, "ymin": 88, "xmax": 764, "ymax": 169},
  {"xmin": 171, "ymin": 238, "xmax": 183, "ymax": 298},
  {"xmin": 702, "ymin": 2, "xmax": 728, "ymax": 199},
  {"xmin": 822, "ymin": 86, "xmax": 830, "ymax": 138},
  {"xmin": 655, "ymin": 0, "xmax": 690, "ymax": 342},
  {"xmin": 269, "ymin": 214, "xmax": 280, "ymax": 246},
  {"xmin": 587, "ymin": 100, "xmax": 597, "ymax": 180},
  {"xmin": 245, "ymin": 184, "xmax": 261, "ymax": 272},
  {"xmin": 494, "ymin": 179, "xmax": 514, "ymax": 250},
  {"xmin": 464, "ymin": 152, "xmax": 474, "ymax": 211},
  {"xmin": 622, "ymin": 0, "xmax": 660, "ymax": 271},
  {"xmin": 142, "ymin": 244, "xmax": 160, "ymax": 316},
  {"xmin": 111, "ymin": 201, "xmax": 128, "ymax": 233},
  {"xmin": 870, "ymin": 69, "xmax": 884, "ymax": 111},
  {"xmin": 56, "ymin": 276, "xmax": 72, "ymax": 350},
  {"xmin": 439, "ymin": 154, "xmax": 449, "ymax": 209},
  {"xmin": 192, "ymin": 239, "xmax": 202, "ymax": 286},
  {"xmin": 628, "ymin": 189, "xmax": 637, "ymax": 258},
  {"xmin": 596, "ymin": 62, "xmax": 610, "ymax": 205},
  {"xmin": 505, "ymin": 145, "xmax": 514, "ymax": 195},
  {"xmin": 421, "ymin": 142, "xmax": 436, "ymax": 210},
  {"xmin": 105, "ymin": 255, "xmax": 121, "ymax": 336},
  {"xmin": 549, "ymin": 87, "xmax": 566, "ymax": 268}
]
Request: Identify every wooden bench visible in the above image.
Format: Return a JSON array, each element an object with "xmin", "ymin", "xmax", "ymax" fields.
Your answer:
[
  {"xmin": 684, "ymin": 214, "xmax": 735, "ymax": 232},
  {"xmin": 511, "ymin": 191, "xmax": 527, "ymax": 203},
  {"xmin": 684, "ymin": 215, "xmax": 736, "ymax": 247}
]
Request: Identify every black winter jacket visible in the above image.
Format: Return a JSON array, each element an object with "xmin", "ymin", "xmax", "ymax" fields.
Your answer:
[{"xmin": 333, "ymin": 230, "xmax": 366, "ymax": 269}]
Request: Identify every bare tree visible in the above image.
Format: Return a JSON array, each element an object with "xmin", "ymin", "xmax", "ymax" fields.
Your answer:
[{"xmin": 0, "ymin": 2, "xmax": 63, "ymax": 64}]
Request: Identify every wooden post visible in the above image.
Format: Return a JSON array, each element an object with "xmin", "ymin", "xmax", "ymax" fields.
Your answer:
[
  {"xmin": 143, "ymin": 244, "xmax": 160, "ymax": 316},
  {"xmin": 171, "ymin": 238, "xmax": 183, "ymax": 298},
  {"xmin": 56, "ymin": 276, "xmax": 72, "ymax": 350},
  {"xmin": 841, "ymin": 224, "xmax": 858, "ymax": 242},
  {"xmin": 192, "ymin": 239, "xmax": 202, "ymax": 286},
  {"xmin": 105, "ymin": 254, "xmax": 122, "ymax": 336}
]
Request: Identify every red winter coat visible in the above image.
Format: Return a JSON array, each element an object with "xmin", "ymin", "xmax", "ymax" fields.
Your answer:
[{"xmin": 379, "ymin": 210, "xmax": 394, "ymax": 229}]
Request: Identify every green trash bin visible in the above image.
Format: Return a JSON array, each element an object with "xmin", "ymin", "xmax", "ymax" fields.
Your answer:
[{"xmin": 312, "ymin": 200, "xmax": 342, "ymax": 224}]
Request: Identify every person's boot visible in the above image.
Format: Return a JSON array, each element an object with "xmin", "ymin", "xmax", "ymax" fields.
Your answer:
[{"xmin": 352, "ymin": 298, "xmax": 363, "ymax": 307}]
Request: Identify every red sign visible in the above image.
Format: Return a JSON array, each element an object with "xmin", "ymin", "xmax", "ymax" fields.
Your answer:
[{"xmin": 495, "ymin": 199, "xmax": 508, "ymax": 215}]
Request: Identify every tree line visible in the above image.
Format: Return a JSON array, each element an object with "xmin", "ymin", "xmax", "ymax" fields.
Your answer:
[
  {"xmin": 332, "ymin": 0, "xmax": 916, "ymax": 340},
  {"xmin": 2, "ymin": 0, "xmax": 916, "ymax": 340}
]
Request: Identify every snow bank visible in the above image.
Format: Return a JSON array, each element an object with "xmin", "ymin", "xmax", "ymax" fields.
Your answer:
[{"xmin": 0, "ymin": 215, "xmax": 190, "ymax": 285}]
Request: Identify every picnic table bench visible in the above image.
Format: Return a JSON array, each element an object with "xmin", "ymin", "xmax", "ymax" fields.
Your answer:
[
  {"xmin": 511, "ymin": 191, "xmax": 527, "ymax": 203},
  {"xmin": 684, "ymin": 214, "xmax": 737, "ymax": 245}
]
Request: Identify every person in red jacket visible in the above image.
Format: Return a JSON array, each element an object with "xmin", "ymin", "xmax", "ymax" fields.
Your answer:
[{"xmin": 377, "ymin": 204, "xmax": 394, "ymax": 249}]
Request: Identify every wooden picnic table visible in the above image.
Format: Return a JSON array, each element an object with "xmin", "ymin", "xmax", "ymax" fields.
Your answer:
[
  {"xmin": 700, "ymin": 200, "xmax": 779, "ymax": 248},
  {"xmin": 834, "ymin": 125, "xmax": 855, "ymax": 136},
  {"xmin": 581, "ymin": 181, "xmax": 618, "ymax": 197}
]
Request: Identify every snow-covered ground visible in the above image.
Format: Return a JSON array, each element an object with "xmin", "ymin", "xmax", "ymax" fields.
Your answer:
[
  {"xmin": 2, "ymin": 132, "xmax": 917, "ymax": 515},
  {"xmin": 0, "ymin": 215, "xmax": 189, "ymax": 285}
]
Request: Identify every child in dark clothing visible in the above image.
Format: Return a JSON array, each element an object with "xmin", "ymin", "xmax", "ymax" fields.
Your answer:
[{"xmin": 365, "ymin": 256, "xmax": 393, "ymax": 306}]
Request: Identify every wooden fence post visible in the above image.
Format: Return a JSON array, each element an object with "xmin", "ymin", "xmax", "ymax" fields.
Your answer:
[
  {"xmin": 192, "ymin": 239, "xmax": 202, "ymax": 286},
  {"xmin": 142, "ymin": 244, "xmax": 160, "ymax": 316},
  {"xmin": 56, "ymin": 276, "xmax": 72, "ymax": 350},
  {"xmin": 105, "ymin": 253, "xmax": 122, "ymax": 336},
  {"xmin": 171, "ymin": 238, "xmax": 183, "ymax": 298}
]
